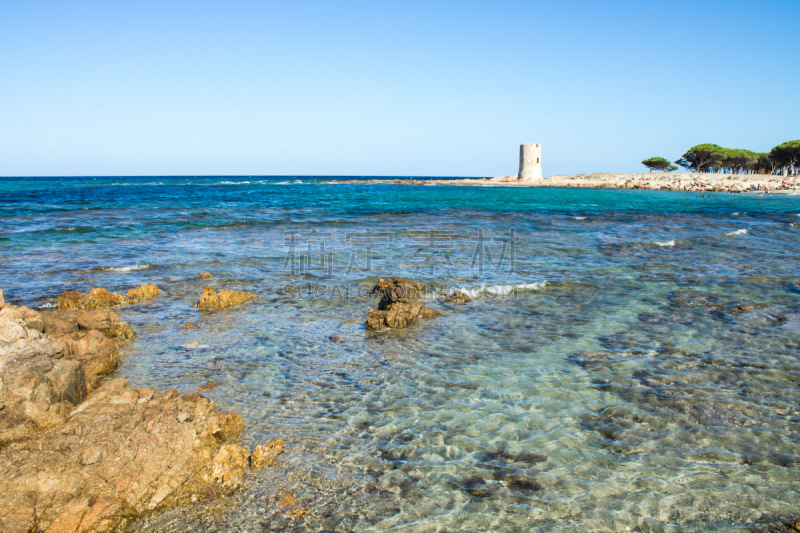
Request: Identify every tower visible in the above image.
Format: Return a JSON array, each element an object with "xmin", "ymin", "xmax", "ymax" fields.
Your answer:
[{"xmin": 518, "ymin": 143, "xmax": 542, "ymax": 181}]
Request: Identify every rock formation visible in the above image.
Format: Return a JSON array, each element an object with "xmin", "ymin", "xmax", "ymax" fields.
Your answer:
[
  {"xmin": 250, "ymin": 437, "xmax": 285, "ymax": 470},
  {"xmin": 57, "ymin": 284, "xmax": 161, "ymax": 309},
  {"xmin": 365, "ymin": 278, "xmax": 441, "ymax": 331},
  {"xmin": 198, "ymin": 272, "xmax": 214, "ymax": 279},
  {"xmin": 196, "ymin": 287, "xmax": 257, "ymax": 310},
  {"xmin": 0, "ymin": 378, "xmax": 248, "ymax": 533},
  {"xmin": 444, "ymin": 290, "xmax": 472, "ymax": 304},
  {"xmin": 0, "ymin": 304, "xmax": 134, "ymax": 446},
  {"xmin": 0, "ymin": 293, "xmax": 264, "ymax": 533}
]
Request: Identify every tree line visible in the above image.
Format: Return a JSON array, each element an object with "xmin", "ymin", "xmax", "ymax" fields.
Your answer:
[{"xmin": 642, "ymin": 140, "xmax": 800, "ymax": 175}]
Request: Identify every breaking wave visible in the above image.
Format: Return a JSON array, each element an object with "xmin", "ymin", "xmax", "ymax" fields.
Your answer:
[
  {"xmin": 655, "ymin": 240, "xmax": 676, "ymax": 247},
  {"xmin": 726, "ymin": 229, "xmax": 748, "ymax": 236},
  {"xmin": 102, "ymin": 263, "xmax": 151, "ymax": 273},
  {"xmin": 453, "ymin": 281, "xmax": 547, "ymax": 299}
]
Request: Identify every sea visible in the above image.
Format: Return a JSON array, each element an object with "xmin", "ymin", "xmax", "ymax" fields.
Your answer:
[{"xmin": 1, "ymin": 175, "xmax": 799, "ymax": 532}]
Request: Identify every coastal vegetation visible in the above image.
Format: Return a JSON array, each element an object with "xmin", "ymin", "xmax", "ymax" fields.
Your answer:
[
  {"xmin": 673, "ymin": 141, "xmax": 800, "ymax": 175},
  {"xmin": 641, "ymin": 157, "xmax": 678, "ymax": 173}
]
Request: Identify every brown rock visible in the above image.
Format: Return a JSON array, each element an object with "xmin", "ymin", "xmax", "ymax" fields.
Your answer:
[
  {"xmin": 126, "ymin": 283, "xmax": 161, "ymax": 303},
  {"xmin": 196, "ymin": 286, "xmax": 257, "ymax": 310},
  {"xmin": 42, "ymin": 309, "xmax": 135, "ymax": 340},
  {"xmin": 182, "ymin": 322, "xmax": 200, "ymax": 330},
  {"xmin": 0, "ymin": 378, "xmax": 247, "ymax": 533},
  {"xmin": 250, "ymin": 438, "xmax": 285, "ymax": 469},
  {"xmin": 58, "ymin": 288, "xmax": 128, "ymax": 309},
  {"xmin": 196, "ymin": 381, "xmax": 222, "ymax": 393},
  {"xmin": 62, "ymin": 330, "xmax": 120, "ymax": 392},
  {"xmin": 365, "ymin": 301, "xmax": 440, "ymax": 331},
  {"xmin": 1, "ymin": 305, "xmax": 135, "ymax": 446},
  {"xmin": 365, "ymin": 277, "xmax": 440, "ymax": 331},
  {"xmin": 41, "ymin": 313, "xmax": 77, "ymax": 337},
  {"xmin": 57, "ymin": 284, "xmax": 160, "ymax": 310},
  {"xmin": 198, "ymin": 272, "xmax": 214, "ymax": 279},
  {"xmin": 211, "ymin": 444, "xmax": 250, "ymax": 493},
  {"xmin": 372, "ymin": 277, "xmax": 425, "ymax": 310},
  {"xmin": 444, "ymin": 290, "xmax": 472, "ymax": 305},
  {"xmin": 0, "ymin": 288, "xmax": 4, "ymax": 307},
  {"xmin": 274, "ymin": 489, "xmax": 310, "ymax": 520}
]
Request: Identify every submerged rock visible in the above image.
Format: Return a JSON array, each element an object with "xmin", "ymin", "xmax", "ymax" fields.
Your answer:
[
  {"xmin": 57, "ymin": 284, "xmax": 161, "ymax": 309},
  {"xmin": 250, "ymin": 438, "xmax": 285, "ymax": 470},
  {"xmin": 0, "ymin": 379, "xmax": 247, "ymax": 533},
  {"xmin": 365, "ymin": 278, "xmax": 440, "ymax": 331},
  {"xmin": 444, "ymin": 290, "xmax": 472, "ymax": 304},
  {"xmin": 196, "ymin": 286, "xmax": 257, "ymax": 310},
  {"xmin": 198, "ymin": 272, "xmax": 214, "ymax": 279}
]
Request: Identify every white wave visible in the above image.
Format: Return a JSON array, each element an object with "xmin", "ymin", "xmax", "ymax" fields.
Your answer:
[
  {"xmin": 572, "ymin": 216, "xmax": 587, "ymax": 220},
  {"xmin": 293, "ymin": 180, "xmax": 303, "ymax": 184},
  {"xmin": 38, "ymin": 302, "xmax": 56, "ymax": 309},
  {"xmin": 655, "ymin": 240, "xmax": 675, "ymax": 247},
  {"xmin": 110, "ymin": 182, "xmax": 164, "ymax": 186},
  {"xmin": 103, "ymin": 263, "xmax": 150, "ymax": 272},
  {"xmin": 455, "ymin": 281, "xmax": 547, "ymax": 299},
  {"xmin": 220, "ymin": 181, "xmax": 250, "ymax": 185},
  {"xmin": 726, "ymin": 229, "xmax": 748, "ymax": 236},
  {"xmin": 181, "ymin": 342, "xmax": 209, "ymax": 350},
  {"xmin": 55, "ymin": 227, "xmax": 76, "ymax": 231}
]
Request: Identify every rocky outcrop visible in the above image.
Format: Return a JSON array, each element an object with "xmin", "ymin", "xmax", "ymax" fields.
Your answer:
[
  {"xmin": 198, "ymin": 272, "xmax": 213, "ymax": 279},
  {"xmin": 250, "ymin": 438, "xmax": 285, "ymax": 470},
  {"xmin": 196, "ymin": 287, "xmax": 257, "ymax": 310},
  {"xmin": 42, "ymin": 309, "xmax": 135, "ymax": 340},
  {"xmin": 0, "ymin": 305, "xmax": 135, "ymax": 446},
  {"xmin": 444, "ymin": 290, "xmax": 472, "ymax": 304},
  {"xmin": 126, "ymin": 283, "xmax": 161, "ymax": 303},
  {"xmin": 57, "ymin": 284, "xmax": 161, "ymax": 310},
  {"xmin": 365, "ymin": 278, "xmax": 440, "ymax": 331},
  {"xmin": 0, "ymin": 378, "xmax": 248, "ymax": 533},
  {"xmin": 0, "ymin": 294, "xmax": 264, "ymax": 532}
]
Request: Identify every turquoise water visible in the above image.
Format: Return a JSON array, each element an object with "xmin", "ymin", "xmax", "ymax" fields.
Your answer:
[{"xmin": 1, "ymin": 176, "xmax": 799, "ymax": 532}]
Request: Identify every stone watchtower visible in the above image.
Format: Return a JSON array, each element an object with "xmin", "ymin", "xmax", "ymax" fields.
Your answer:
[{"xmin": 517, "ymin": 143, "xmax": 542, "ymax": 181}]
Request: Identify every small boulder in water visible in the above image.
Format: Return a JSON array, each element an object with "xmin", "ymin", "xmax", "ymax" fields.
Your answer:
[
  {"xmin": 57, "ymin": 284, "xmax": 160, "ymax": 309},
  {"xmin": 196, "ymin": 286, "xmax": 257, "ymax": 310},
  {"xmin": 365, "ymin": 278, "xmax": 440, "ymax": 331},
  {"xmin": 126, "ymin": 282, "xmax": 161, "ymax": 303},
  {"xmin": 198, "ymin": 272, "xmax": 214, "ymax": 279},
  {"xmin": 444, "ymin": 290, "xmax": 472, "ymax": 304},
  {"xmin": 250, "ymin": 437, "xmax": 285, "ymax": 469}
]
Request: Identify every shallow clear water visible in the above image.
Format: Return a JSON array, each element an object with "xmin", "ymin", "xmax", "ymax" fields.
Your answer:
[{"xmin": 1, "ymin": 176, "xmax": 799, "ymax": 532}]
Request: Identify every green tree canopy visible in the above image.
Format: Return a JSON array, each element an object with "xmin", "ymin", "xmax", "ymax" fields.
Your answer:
[
  {"xmin": 675, "ymin": 144, "xmax": 764, "ymax": 174},
  {"xmin": 770, "ymin": 140, "xmax": 800, "ymax": 175},
  {"xmin": 642, "ymin": 157, "xmax": 677, "ymax": 172}
]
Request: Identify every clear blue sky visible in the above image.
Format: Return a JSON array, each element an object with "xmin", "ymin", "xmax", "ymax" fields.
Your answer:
[{"xmin": 1, "ymin": 0, "xmax": 797, "ymax": 177}]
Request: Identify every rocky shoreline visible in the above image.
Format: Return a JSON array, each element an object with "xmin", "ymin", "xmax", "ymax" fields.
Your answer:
[
  {"xmin": 0, "ymin": 285, "xmax": 277, "ymax": 533},
  {"xmin": 323, "ymin": 172, "xmax": 798, "ymax": 193}
]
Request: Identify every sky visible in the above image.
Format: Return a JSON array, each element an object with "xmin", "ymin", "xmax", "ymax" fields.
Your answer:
[{"xmin": 0, "ymin": 0, "xmax": 798, "ymax": 177}]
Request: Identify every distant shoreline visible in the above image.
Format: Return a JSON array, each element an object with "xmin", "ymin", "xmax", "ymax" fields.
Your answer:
[{"xmin": 323, "ymin": 172, "xmax": 798, "ymax": 193}]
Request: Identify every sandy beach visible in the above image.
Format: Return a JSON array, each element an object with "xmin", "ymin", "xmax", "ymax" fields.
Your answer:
[{"xmin": 325, "ymin": 172, "xmax": 798, "ymax": 193}]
